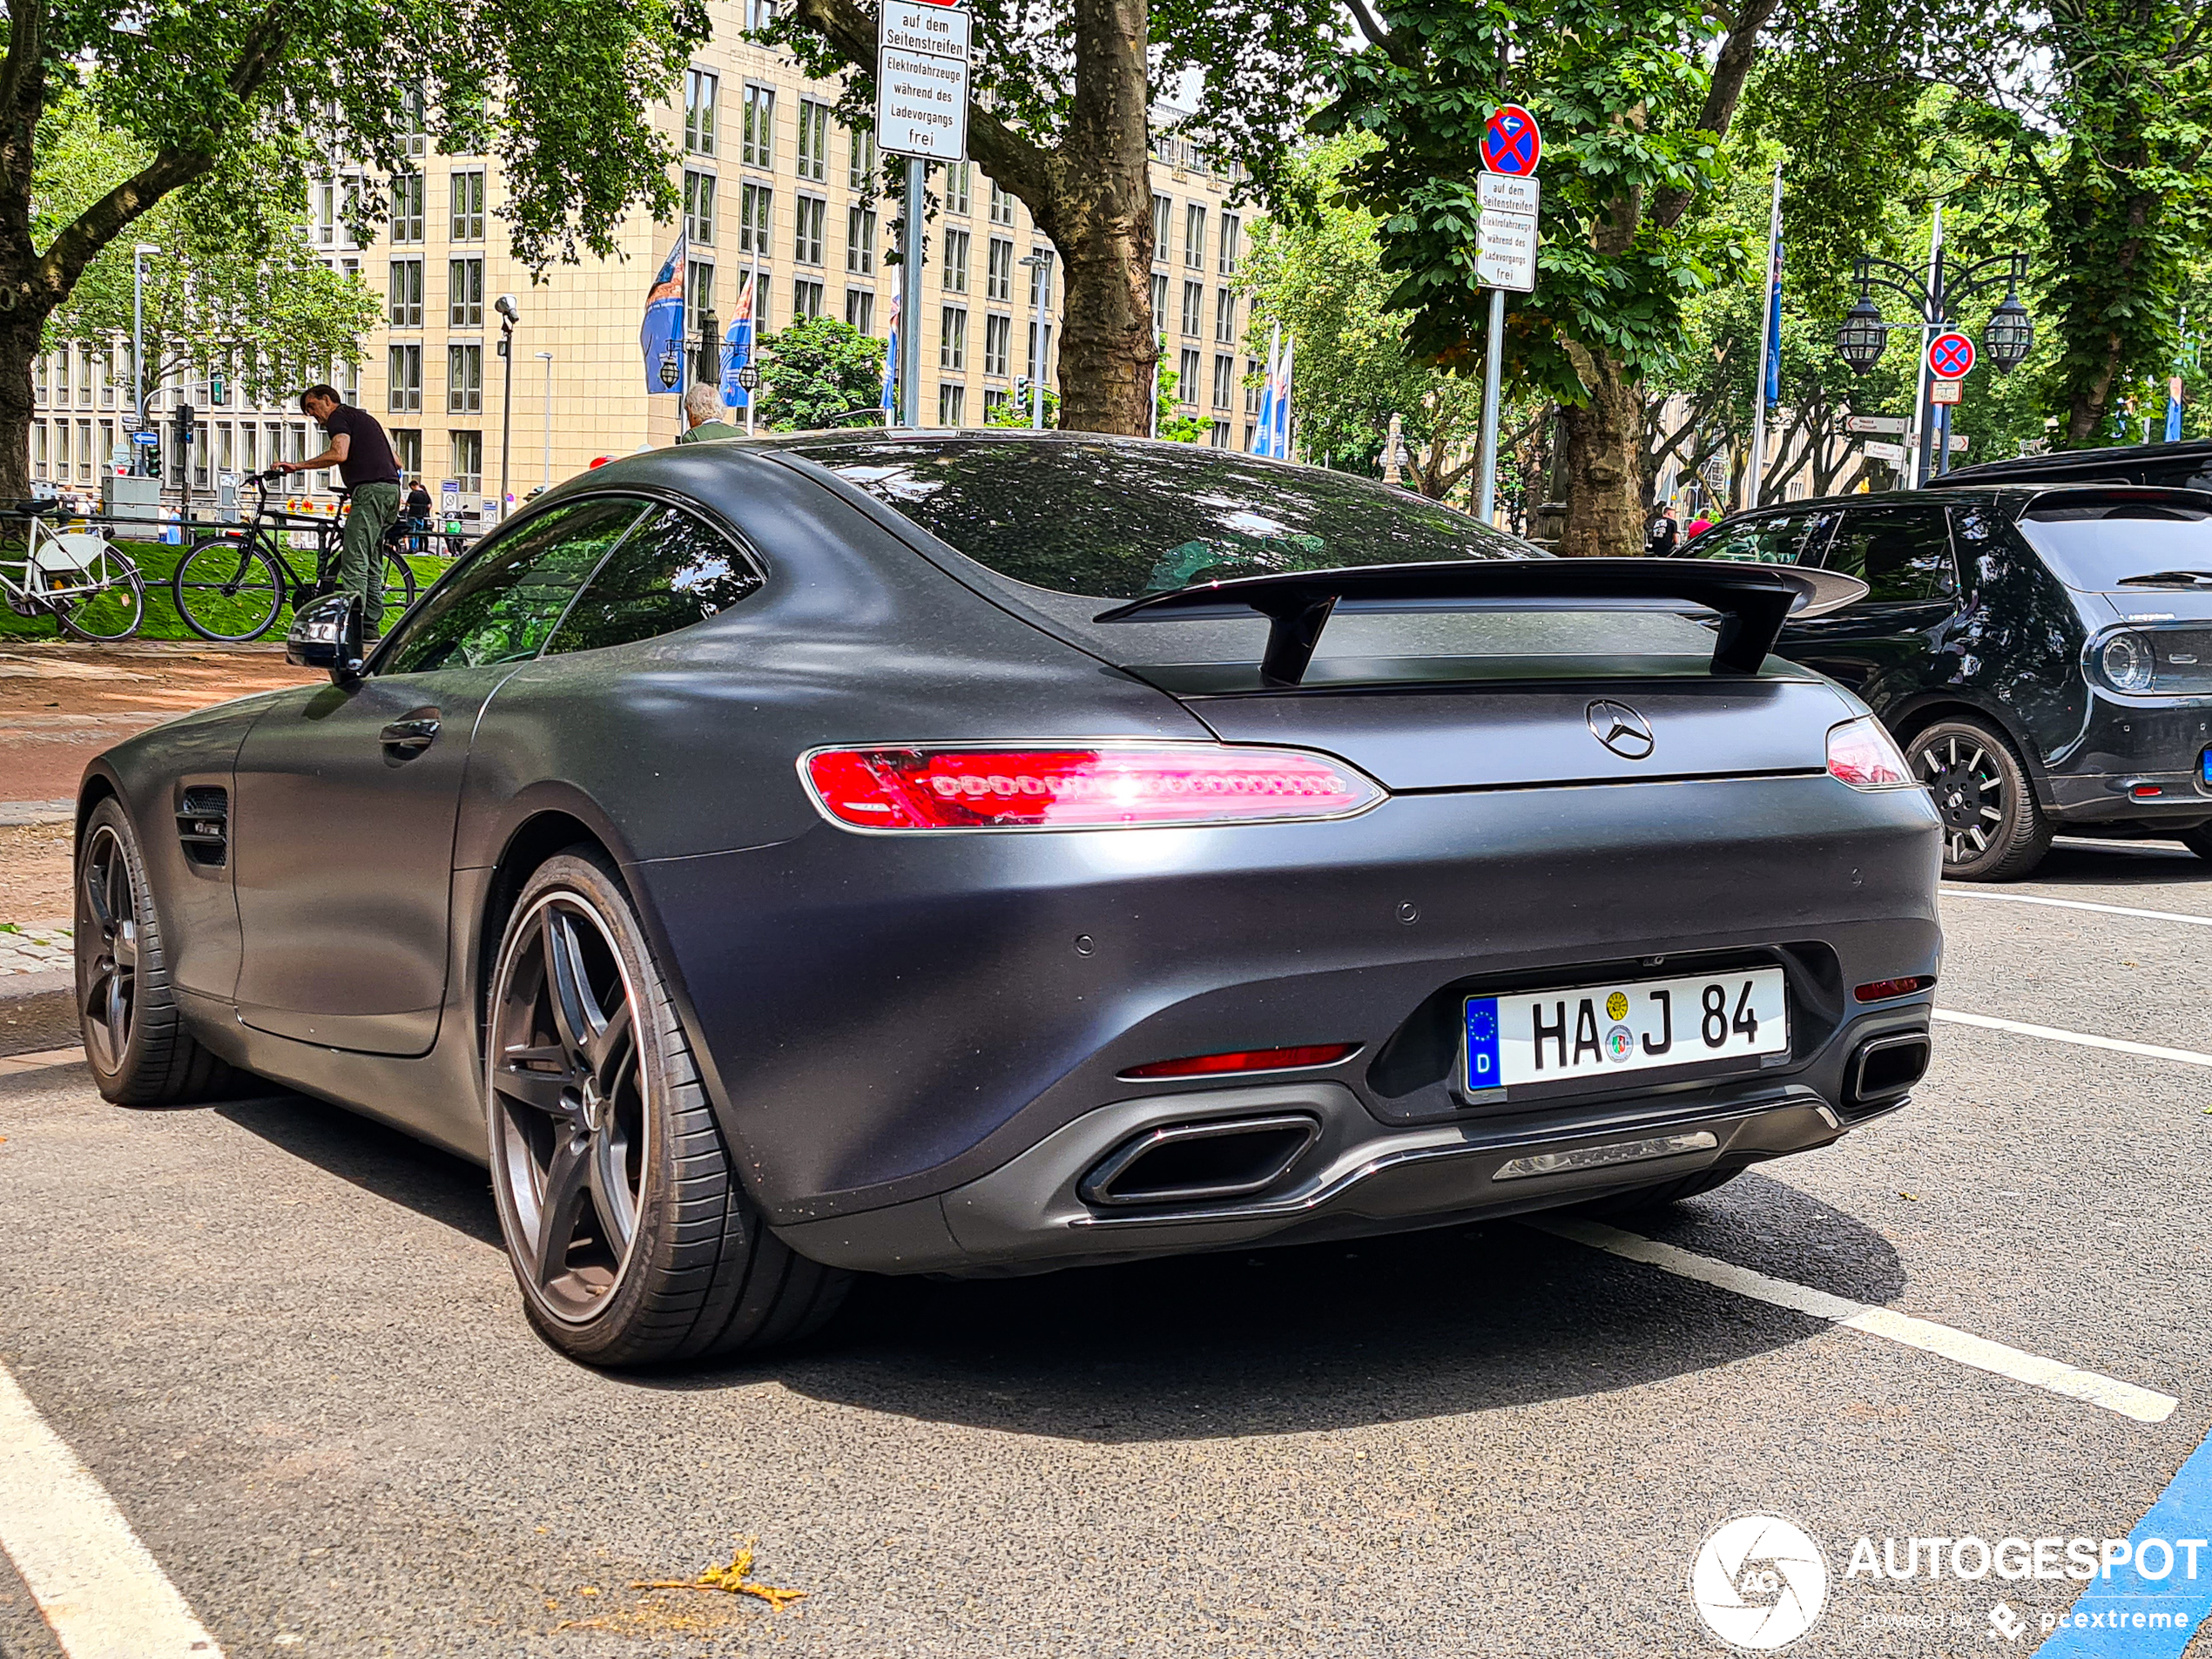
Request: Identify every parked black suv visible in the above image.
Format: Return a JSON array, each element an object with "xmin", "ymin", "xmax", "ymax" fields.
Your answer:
[
  {"xmin": 1932, "ymin": 437, "xmax": 2212, "ymax": 491},
  {"xmin": 1681, "ymin": 485, "xmax": 2212, "ymax": 879}
]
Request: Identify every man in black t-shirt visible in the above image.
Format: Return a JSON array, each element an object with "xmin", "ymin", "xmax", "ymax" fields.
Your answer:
[{"xmin": 278, "ymin": 384, "xmax": 404, "ymax": 634}]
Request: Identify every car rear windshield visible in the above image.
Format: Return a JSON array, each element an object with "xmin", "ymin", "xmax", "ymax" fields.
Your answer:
[
  {"xmin": 2015, "ymin": 499, "xmax": 2212, "ymax": 590},
  {"xmin": 806, "ymin": 436, "xmax": 1531, "ymax": 599}
]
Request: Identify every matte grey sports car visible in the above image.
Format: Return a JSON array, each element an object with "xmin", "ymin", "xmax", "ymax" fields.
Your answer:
[{"xmin": 75, "ymin": 432, "xmax": 1942, "ymax": 1366}]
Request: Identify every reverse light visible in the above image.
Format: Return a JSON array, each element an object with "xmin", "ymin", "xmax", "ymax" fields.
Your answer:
[
  {"xmin": 1826, "ymin": 716, "xmax": 1914, "ymax": 789},
  {"xmin": 1853, "ymin": 975, "xmax": 1934, "ymax": 1002},
  {"xmin": 803, "ymin": 744, "xmax": 1385, "ymax": 831},
  {"xmin": 1119, "ymin": 1043, "xmax": 1360, "ymax": 1080}
]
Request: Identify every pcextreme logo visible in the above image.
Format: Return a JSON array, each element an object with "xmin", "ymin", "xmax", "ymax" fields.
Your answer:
[{"xmin": 1691, "ymin": 1514, "xmax": 1830, "ymax": 1650}]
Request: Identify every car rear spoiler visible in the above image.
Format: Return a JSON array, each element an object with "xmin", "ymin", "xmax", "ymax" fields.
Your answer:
[{"xmin": 1092, "ymin": 558, "xmax": 1854, "ymax": 688}]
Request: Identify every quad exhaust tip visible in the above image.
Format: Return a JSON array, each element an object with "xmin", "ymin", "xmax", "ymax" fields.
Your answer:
[
  {"xmin": 1849, "ymin": 1031, "xmax": 1931, "ymax": 1107},
  {"xmin": 1080, "ymin": 1113, "xmax": 1321, "ymax": 1208}
]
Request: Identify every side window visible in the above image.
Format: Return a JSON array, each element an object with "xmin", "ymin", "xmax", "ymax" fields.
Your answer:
[
  {"xmin": 1823, "ymin": 509, "xmax": 1959, "ymax": 604},
  {"xmin": 379, "ymin": 497, "xmax": 650, "ymax": 673},
  {"xmin": 1690, "ymin": 518, "xmax": 1769, "ymax": 563},
  {"xmin": 1747, "ymin": 510, "xmax": 1833, "ymax": 566},
  {"xmin": 543, "ymin": 505, "xmax": 763, "ymax": 655}
]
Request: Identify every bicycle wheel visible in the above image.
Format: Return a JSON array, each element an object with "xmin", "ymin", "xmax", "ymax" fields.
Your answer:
[
  {"xmin": 172, "ymin": 535, "xmax": 286, "ymax": 642},
  {"xmin": 378, "ymin": 548, "xmax": 419, "ymax": 622},
  {"xmin": 50, "ymin": 542, "xmax": 145, "ymax": 642}
]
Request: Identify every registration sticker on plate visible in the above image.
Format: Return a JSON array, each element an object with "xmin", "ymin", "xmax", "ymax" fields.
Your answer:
[
  {"xmin": 2202, "ymin": 747, "xmax": 2211, "ymax": 786},
  {"xmin": 1464, "ymin": 967, "xmax": 1789, "ymax": 1096}
]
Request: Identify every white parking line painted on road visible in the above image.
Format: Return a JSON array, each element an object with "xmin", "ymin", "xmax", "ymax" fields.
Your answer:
[
  {"xmin": 1535, "ymin": 1217, "xmax": 2179, "ymax": 1424},
  {"xmin": 0, "ymin": 1360, "xmax": 223, "ymax": 1658},
  {"xmin": 1932, "ymin": 1008, "xmax": 2212, "ymax": 1068},
  {"xmin": 1942, "ymin": 889, "xmax": 2212, "ymax": 928}
]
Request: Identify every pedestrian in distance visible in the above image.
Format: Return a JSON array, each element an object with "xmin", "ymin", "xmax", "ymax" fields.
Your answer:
[
  {"xmin": 1685, "ymin": 510, "xmax": 1713, "ymax": 540},
  {"xmin": 275, "ymin": 384, "xmax": 404, "ymax": 638},
  {"xmin": 676, "ymin": 381, "xmax": 742, "ymax": 444},
  {"xmin": 1645, "ymin": 505, "xmax": 1680, "ymax": 556},
  {"xmin": 404, "ymin": 475, "xmax": 431, "ymax": 554}
]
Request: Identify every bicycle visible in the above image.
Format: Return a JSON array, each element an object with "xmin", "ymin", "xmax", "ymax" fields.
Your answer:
[
  {"xmin": 0, "ymin": 497, "xmax": 146, "ymax": 641},
  {"xmin": 169, "ymin": 470, "xmax": 423, "ymax": 643}
]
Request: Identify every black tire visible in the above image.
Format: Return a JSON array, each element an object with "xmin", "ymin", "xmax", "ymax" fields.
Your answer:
[
  {"xmin": 2178, "ymin": 826, "xmax": 2212, "ymax": 861},
  {"xmin": 172, "ymin": 536, "xmax": 286, "ymax": 642},
  {"xmin": 1572, "ymin": 1166, "xmax": 1744, "ymax": 1217},
  {"xmin": 74, "ymin": 798, "xmax": 238, "ymax": 1105},
  {"xmin": 483, "ymin": 849, "xmax": 850, "ymax": 1366},
  {"xmin": 1907, "ymin": 716, "xmax": 2052, "ymax": 881},
  {"xmin": 50, "ymin": 543, "xmax": 146, "ymax": 642}
]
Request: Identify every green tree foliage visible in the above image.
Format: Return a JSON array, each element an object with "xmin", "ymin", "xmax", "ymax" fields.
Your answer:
[
  {"xmin": 0, "ymin": 0, "xmax": 706, "ymax": 496},
  {"xmin": 1155, "ymin": 369, "xmax": 1211, "ymax": 443},
  {"xmin": 985, "ymin": 383, "xmax": 1060, "ymax": 427},
  {"xmin": 759, "ymin": 316, "xmax": 885, "ymax": 431},
  {"xmin": 1239, "ymin": 137, "xmax": 1485, "ymax": 498}
]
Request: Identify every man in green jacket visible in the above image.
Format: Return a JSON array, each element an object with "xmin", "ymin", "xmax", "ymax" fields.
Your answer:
[{"xmin": 677, "ymin": 382, "xmax": 742, "ymax": 443}]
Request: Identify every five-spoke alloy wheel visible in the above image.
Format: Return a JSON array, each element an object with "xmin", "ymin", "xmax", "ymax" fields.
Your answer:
[
  {"xmin": 484, "ymin": 850, "xmax": 848, "ymax": 1366},
  {"xmin": 1908, "ymin": 716, "xmax": 2051, "ymax": 881}
]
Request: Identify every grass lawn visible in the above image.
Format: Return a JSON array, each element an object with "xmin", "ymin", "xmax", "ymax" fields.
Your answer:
[{"xmin": 0, "ymin": 530, "xmax": 451, "ymax": 644}]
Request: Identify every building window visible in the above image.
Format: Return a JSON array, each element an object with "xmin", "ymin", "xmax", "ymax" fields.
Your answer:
[
  {"xmin": 399, "ymin": 91, "xmax": 427, "ymax": 158},
  {"xmin": 685, "ymin": 69, "xmax": 718, "ymax": 156},
  {"xmin": 388, "ymin": 345, "xmax": 421, "ymax": 412},
  {"xmin": 1178, "ymin": 347, "xmax": 1201, "ymax": 405},
  {"xmin": 449, "ymin": 170, "xmax": 486, "ymax": 243},
  {"xmin": 739, "ymin": 183, "xmax": 772, "ymax": 257},
  {"xmin": 1212, "ymin": 353, "xmax": 1234, "ymax": 409},
  {"xmin": 937, "ymin": 381, "xmax": 965, "ymax": 425},
  {"xmin": 447, "ymin": 344, "xmax": 482, "ymax": 414},
  {"xmin": 796, "ymin": 99, "xmax": 829, "ymax": 183},
  {"xmin": 793, "ymin": 194, "xmax": 825, "ymax": 265},
  {"xmin": 391, "ymin": 428, "xmax": 421, "ymax": 474},
  {"xmin": 1181, "ymin": 280, "xmax": 1203, "ymax": 337},
  {"xmin": 390, "ymin": 172, "xmax": 424, "ymax": 243},
  {"xmin": 942, "ymin": 226, "xmax": 969, "ymax": 294},
  {"xmin": 684, "ymin": 170, "xmax": 716, "ymax": 246},
  {"xmin": 1215, "ymin": 288, "xmax": 1237, "ymax": 344},
  {"xmin": 846, "ymin": 206, "xmax": 876, "ymax": 274},
  {"xmin": 1028, "ymin": 250, "xmax": 1053, "ymax": 309},
  {"xmin": 848, "ymin": 127, "xmax": 877, "ymax": 192},
  {"xmin": 943, "ymin": 161, "xmax": 971, "ymax": 214},
  {"xmin": 1027, "ymin": 320, "xmax": 1051, "ymax": 380},
  {"xmin": 388, "ymin": 259, "xmax": 423, "ymax": 327},
  {"xmin": 989, "ymin": 181, "xmax": 1015, "ymax": 226},
  {"xmin": 1210, "ymin": 419, "xmax": 1230, "ymax": 449},
  {"xmin": 745, "ymin": 0, "xmax": 775, "ymax": 29},
  {"xmin": 448, "ymin": 257, "xmax": 483, "ymax": 327},
  {"xmin": 983, "ymin": 314, "xmax": 1010, "ymax": 377},
  {"xmin": 792, "ymin": 277, "xmax": 824, "ymax": 319},
  {"xmin": 984, "ymin": 388, "xmax": 1009, "ymax": 421},
  {"xmin": 846, "ymin": 288, "xmax": 874, "ymax": 332},
  {"xmin": 1219, "ymin": 212, "xmax": 1241, "ymax": 277},
  {"xmin": 1150, "ymin": 273, "xmax": 1168, "ymax": 333},
  {"xmin": 742, "ymin": 84, "xmax": 776, "ymax": 168},
  {"xmin": 940, "ymin": 305, "xmax": 967, "ymax": 370},
  {"xmin": 1245, "ymin": 358, "xmax": 1262, "ymax": 414},
  {"xmin": 31, "ymin": 421, "xmax": 45, "ymax": 477},
  {"xmin": 1184, "ymin": 203, "xmax": 1206, "ymax": 271},
  {"xmin": 450, "ymin": 429, "xmax": 482, "ymax": 493},
  {"xmin": 77, "ymin": 418, "xmax": 92, "ymax": 481},
  {"xmin": 31, "ymin": 354, "xmax": 45, "ymax": 406},
  {"xmin": 687, "ymin": 260, "xmax": 715, "ymax": 324},
  {"xmin": 1151, "ymin": 194, "xmax": 1171, "ymax": 264},
  {"xmin": 313, "ymin": 180, "xmax": 338, "ymax": 246},
  {"xmin": 986, "ymin": 237, "xmax": 1013, "ymax": 302}
]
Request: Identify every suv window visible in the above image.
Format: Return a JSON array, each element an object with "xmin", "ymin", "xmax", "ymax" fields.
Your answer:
[
  {"xmin": 1822, "ymin": 508, "xmax": 1958, "ymax": 604},
  {"xmin": 379, "ymin": 497, "xmax": 649, "ymax": 673},
  {"xmin": 544, "ymin": 505, "xmax": 763, "ymax": 655},
  {"xmin": 1696, "ymin": 510, "xmax": 1833, "ymax": 567}
]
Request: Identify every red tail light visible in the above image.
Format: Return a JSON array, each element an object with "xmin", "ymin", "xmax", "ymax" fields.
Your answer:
[
  {"xmin": 1120, "ymin": 1043, "xmax": 1360, "ymax": 1080},
  {"xmin": 1854, "ymin": 975, "xmax": 1934, "ymax": 1002},
  {"xmin": 803, "ymin": 744, "xmax": 1385, "ymax": 831}
]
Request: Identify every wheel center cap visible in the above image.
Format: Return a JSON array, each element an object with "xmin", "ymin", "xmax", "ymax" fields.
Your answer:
[{"xmin": 579, "ymin": 1078, "xmax": 606, "ymax": 1134}]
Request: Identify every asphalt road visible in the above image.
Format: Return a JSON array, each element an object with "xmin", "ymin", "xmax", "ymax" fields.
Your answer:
[{"xmin": 3, "ymin": 838, "xmax": 2210, "ymax": 1658}]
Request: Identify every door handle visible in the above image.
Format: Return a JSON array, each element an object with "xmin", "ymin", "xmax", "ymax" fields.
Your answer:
[{"xmin": 379, "ymin": 715, "xmax": 441, "ymax": 753}]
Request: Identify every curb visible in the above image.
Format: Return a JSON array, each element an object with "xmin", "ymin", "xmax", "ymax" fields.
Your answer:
[{"xmin": 0, "ymin": 969, "xmax": 76, "ymax": 1058}]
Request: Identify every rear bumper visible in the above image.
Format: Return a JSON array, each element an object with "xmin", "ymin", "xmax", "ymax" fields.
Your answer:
[{"xmin": 2045, "ymin": 696, "xmax": 2212, "ymax": 823}]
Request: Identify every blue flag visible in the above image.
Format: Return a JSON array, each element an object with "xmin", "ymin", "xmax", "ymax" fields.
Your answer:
[
  {"xmin": 720, "ymin": 278, "xmax": 754, "ymax": 410},
  {"xmin": 639, "ymin": 229, "xmax": 687, "ymax": 395},
  {"xmin": 880, "ymin": 292, "xmax": 900, "ymax": 421},
  {"xmin": 1763, "ymin": 237, "xmax": 1784, "ymax": 409}
]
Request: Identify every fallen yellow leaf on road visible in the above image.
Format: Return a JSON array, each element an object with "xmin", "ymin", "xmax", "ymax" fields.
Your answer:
[{"xmin": 632, "ymin": 1538, "xmax": 807, "ymax": 1611}]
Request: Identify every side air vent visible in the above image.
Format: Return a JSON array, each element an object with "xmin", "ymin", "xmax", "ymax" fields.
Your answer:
[{"xmin": 176, "ymin": 786, "xmax": 229, "ymax": 868}]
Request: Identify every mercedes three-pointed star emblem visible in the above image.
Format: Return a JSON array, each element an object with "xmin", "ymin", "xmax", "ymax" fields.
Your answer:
[{"xmin": 1587, "ymin": 699, "xmax": 1656, "ymax": 760}]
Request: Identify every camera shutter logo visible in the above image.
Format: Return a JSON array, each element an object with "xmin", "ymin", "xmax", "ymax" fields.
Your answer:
[
  {"xmin": 1690, "ymin": 1514, "xmax": 1827, "ymax": 1650},
  {"xmin": 1587, "ymin": 699, "xmax": 1656, "ymax": 760}
]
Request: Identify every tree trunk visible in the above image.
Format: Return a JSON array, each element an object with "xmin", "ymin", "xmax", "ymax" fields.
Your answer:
[
  {"xmin": 0, "ymin": 311, "xmax": 41, "ymax": 502},
  {"xmin": 1555, "ymin": 341, "xmax": 1644, "ymax": 557}
]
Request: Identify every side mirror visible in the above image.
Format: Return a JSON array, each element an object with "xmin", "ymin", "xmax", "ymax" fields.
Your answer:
[{"xmin": 286, "ymin": 591, "xmax": 365, "ymax": 685}]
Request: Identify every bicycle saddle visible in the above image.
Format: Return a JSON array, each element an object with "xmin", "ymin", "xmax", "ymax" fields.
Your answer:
[{"xmin": 7, "ymin": 498, "xmax": 63, "ymax": 517}]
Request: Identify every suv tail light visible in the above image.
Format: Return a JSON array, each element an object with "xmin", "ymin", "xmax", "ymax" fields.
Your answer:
[
  {"xmin": 1826, "ymin": 716, "xmax": 1914, "ymax": 789},
  {"xmin": 803, "ymin": 744, "xmax": 1385, "ymax": 830}
]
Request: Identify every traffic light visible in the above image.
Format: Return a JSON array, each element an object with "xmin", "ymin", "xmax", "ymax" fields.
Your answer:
[{"xmin": 210, "ymin": 373, "xmax": 226, "ymax": 403}]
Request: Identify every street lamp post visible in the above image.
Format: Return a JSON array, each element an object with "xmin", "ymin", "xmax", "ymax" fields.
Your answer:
[
  {"xmin": 1833, "ymin": 239, "xmax": 2032, "ymax": 485},
  {"xmin": 536, "ymin": 350, "xmax": 553, "ymax": 489},
  {"xmin": 494, "ymin": 293, "xmax": 519, "ymax": 519},
  {"xmin": 132, "ymin": 243, "xmax": 159, "ymax": 476},
  {"xmin": 1018, "ymin": 251, "xmax": 1052, "ymax": 428}
]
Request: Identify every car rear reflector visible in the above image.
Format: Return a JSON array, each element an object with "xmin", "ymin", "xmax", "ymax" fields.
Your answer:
[
  {"xmin": 1853, "ymin": 975, "xmax": 1934, "ymax": 1002},
  {"xmin": 803, "ymin": 745, "xmax": 1385, "ymax": 830},
  {"xmin": 1119, "ymin": 1043, "xmax": 1360, "ymax": 1080},
  {"xmin": 1826, "ymin": 716, "xmax": 1915, "ymax": 789}
]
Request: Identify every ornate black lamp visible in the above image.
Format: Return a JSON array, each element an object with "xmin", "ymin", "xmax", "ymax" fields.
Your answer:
[
  {"xmin": 1984, "ymin": 287, "xmax": 2034, "ymax": 372},
  {"xmin": 1837, "ymin": 294, "xmax": 1890, "ymax": 374}
]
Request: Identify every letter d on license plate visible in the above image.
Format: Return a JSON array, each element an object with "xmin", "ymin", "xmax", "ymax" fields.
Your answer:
[{"xmin": 1464, "ymin": 967, "xmax": 1789, "ymax": 1096}]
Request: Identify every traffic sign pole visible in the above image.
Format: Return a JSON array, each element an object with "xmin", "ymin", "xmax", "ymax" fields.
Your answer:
[
  {"xmin": 1474, "ymin": 104, "xmax": 1541, "ymax": 526},
  {"xmin": 1476, "ymin": 288, "xmax": 1505, "ymax": 523}
]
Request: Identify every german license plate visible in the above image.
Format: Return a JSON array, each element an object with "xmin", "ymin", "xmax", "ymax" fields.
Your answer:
[{"xmin": 1464, "ymin": 967, "xmax": 1790, "ymax": 1096}]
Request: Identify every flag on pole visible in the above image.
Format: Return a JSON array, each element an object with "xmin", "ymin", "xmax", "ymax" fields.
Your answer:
[
  {"xmin": 1253, "ymin": 323, "xmax": 1281, "ymax": 456},
  {"xmin": 639, "ymin": 228, "xmax": 687, "ymax": 395},
  {"xmin": 1269, "ymin": 336, "xmax": 1295, "ymax": 459},
  {"xmin": 720, "ymin": 275, "xmax": 755, "ymax": 411},
  {"xmin": 880, "ymin": 291, "xmax": 900, "ymax": 420},
  {"xmin": 1762, "ymin": 232, "xmax": 1784, "ymax": 411}
]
